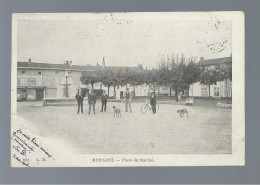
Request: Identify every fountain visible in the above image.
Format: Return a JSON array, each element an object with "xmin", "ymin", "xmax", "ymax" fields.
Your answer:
[
  {"xmin": 57, "ymin": 70, "xmax": 76, "ymax": 98},
  {"xmin": 43, "ymin": 70, "xmax": 77, "ymax": 106}
]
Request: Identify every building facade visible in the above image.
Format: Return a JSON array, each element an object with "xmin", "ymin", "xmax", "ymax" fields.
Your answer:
[
  {"xmin": 17, "ymin": 59, "xmax": 149, "ymax": 101},
  {"xmin": 17, "ymin": 60, "xmax": 96, "ymax": 100},
  {"xmin": 189, "ymin": 56, "xmax": 232, "ymax": 98}
]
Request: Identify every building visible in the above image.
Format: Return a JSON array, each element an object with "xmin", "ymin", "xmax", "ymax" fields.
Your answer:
[
  {"xmin": 17, "ymin": 59, "xmax": 98, "ymax": 100},
  {"xmin": 17, "ymin": 59, "xmax": 149, "ymax": 101},
  {"xmin": 189, "ymin": 56, "xmax": 232, "ymax": 98}
]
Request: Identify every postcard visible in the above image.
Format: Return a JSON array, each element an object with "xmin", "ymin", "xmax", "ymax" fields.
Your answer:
[{"xmin": 11, "ymin": 12, "xmax": 245, "ymax": 167}]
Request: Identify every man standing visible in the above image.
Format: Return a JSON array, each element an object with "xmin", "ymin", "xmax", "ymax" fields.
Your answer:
[
  {"xmin": 148, "ymin": 92, "xmax": 157, "ymax": 114},
  {"xmin": 101, "ymin": 90, "xmax": 108, "ymax": 112},
  {"xmin": 124, "ymin": 88, "xmax": 132, "ymax": 113},
  {"xmin": 75, "ymin": 88, "xmax": 84, "ymax": 114},
  {"xmin": 88, "ymin": 89, "xmax": 96, "ymax": 114}
]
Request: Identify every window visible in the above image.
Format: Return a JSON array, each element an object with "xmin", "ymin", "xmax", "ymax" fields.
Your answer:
[
  {"xmin": 20, "ymin": 77, "xmax": 27, "ymax": 86},
  {"xmin": 22, "ymin": 70, "xmax": 26, "ymax": 74},
  {"xmin": 214, "ymin": 87, "xmax": 220, "ymax": 96},
  {"xmin": 201, "ymin": 87, "xmax": 208, "ymax": 97},
  {"xmin": 21, "ymin": 90, "xmax": 27, "ymax": 96},
  {"xmin": 37, "ymin": 71, "xmax": 42, "ymax": 75},
  {"xmin": 36, "ymin": 78, "xmax": 42, "ymax": 86},
  {"xmin": 55, "ymin": 71, "xmax": 59, "ymax": 74}
]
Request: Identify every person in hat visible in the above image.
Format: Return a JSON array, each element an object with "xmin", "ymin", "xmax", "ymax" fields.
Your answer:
[
  {"xmin": 124, "ymin": 88, "xmax": 132, "ymax": 113},
  {"xmin": 101, "ymin": 90, "xmax": 108, "ymax": 112},
  {"xmin": 148, "ymin": 92, "xmax": 157, "ymax": 114},
  {"xmin": 75, "ymin": 88, "xmax": 84, "ymax": 114},
  {"xmin": 88, "ymin": 89, "xmax": 96, "ymax": 114}
]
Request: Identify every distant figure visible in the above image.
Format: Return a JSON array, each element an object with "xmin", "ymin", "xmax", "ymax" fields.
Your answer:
[
  {"xmin": 124, "ymin": 88, "xmax": 132, "ymax": 113},
  {"xmin": 75, "ymin": 88, "xmax": 84, "ymax": 114},
  {"xmin": 148, "ymin": 92, "xmax": 157, "ymax": 114},
  {"xmin": 101, "ymin": 90, "xmax": 108, "ymax": 112},
  {"xmin": 185, "ymin": 97, "xmax": 194, "ymax": 106},
  {"xmin": 88, "ymin": 89, "xmax": 96, "ymax": 114}
]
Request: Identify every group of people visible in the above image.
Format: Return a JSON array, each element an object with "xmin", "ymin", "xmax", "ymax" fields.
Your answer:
[
  {"xmin": 76, "ymin": 88, "xmax": 108, "ymax": 114},
  {"xmin": 75, "ymin": 88, "xmax": 99, "ymax": 114},
  {"xmin": 75, "ymin": 87, "xmax": 158, "ymax": 114}
]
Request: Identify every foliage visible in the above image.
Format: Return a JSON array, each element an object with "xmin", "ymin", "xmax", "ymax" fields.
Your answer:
[
  {"xmin": 80, "ymin": 70, "xmax": 100, "ymax": 89},
  {"xmin": 199, "ymin": 65, "xmax": 222, "ymax": 97}
]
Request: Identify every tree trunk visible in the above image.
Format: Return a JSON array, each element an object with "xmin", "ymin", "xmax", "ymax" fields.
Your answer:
[
  {"xmin": 175, "ymin": 85, "xmax": 178, "ymax": 102},
  {"xmin": 170, "ymin": 87, "xmax": 172, "ymax": 99},
  {"xmin": 226, "ymin": 79, "xmax": 228, "ymax": 103},
  {"xmin": 191, "ymin": 84, "xmax": 194, "ymax": 97},
  {"xmin": 107, "ymin": 86, "xmax": 110, "ymax": 96},
  {"xmin": 113, "ymin": 86, "xmax": 116, "ymax": 99},
  {"xmin": 208, "ymin": 84, "xmax": 211, "ymax": 98},
  {"xmin": 187, "ymin": 85, "xmax": 190, "ymax": 98},
  {"xmin": 157, "ymin": 85, "xmax": 160, "ymax": 101},
  {"xmin": 91, "ymin": 83, "xmax": 94, "ymax": 90}
]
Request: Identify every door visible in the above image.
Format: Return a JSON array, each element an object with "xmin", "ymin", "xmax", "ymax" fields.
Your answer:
[
  {"xmin": 36, "ymin": 89, "xmax": 44, "ymax": 100},
  {"xmin": 120, "ymin": 91, "xmax": 124, "ymax": 99}
]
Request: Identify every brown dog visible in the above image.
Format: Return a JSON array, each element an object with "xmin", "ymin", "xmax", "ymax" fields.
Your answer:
[
  {"xmin": 177, "ymin": 109, "xmax": 189, "ymax": 118},
  {"xmin": 112, "ymin": 106, "xmax": 121, "ymax": 117}
]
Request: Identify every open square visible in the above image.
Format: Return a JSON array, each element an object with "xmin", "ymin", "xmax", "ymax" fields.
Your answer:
[
  {"xmin": 11, "ymin": 12, "xmax": 245, "ymax": 167},
  {"xmin": 17, "ymin": 100, "xmax": 231, "ymax": 154}
]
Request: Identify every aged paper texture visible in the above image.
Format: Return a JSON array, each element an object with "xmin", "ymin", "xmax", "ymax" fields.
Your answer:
[{"xmin": 11, "ymin": 12, "xmax": 244, "ymax": 167}]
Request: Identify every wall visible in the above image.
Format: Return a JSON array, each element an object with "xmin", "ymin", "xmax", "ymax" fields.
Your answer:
[
  {"xmin": 189, "ymin": 80, "xmax": 232, "ymax": 98},
  {"xmin": 17, "ymin": 68, "xmax": 83, "ymax": 98},
  {"xmin": 17, "ymin": 88, "xmax": 36, "ymax": 100}
]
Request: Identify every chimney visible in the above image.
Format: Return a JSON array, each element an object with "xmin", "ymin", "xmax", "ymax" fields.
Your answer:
[
  {"xmin": 138, "ymin": 64, "xmax": 143, "ymax": 70},
  {"xmin": 64, "ymin": 60, "xmax": 72, "ymax": 66},
  {"xmin": 102, "ymin": 57, "xmax": 105, "ymax": 68},
  {"xmin": 200, "ymin": 57, "xmax": 204, "ymax": 61},
  {"xmin": 28, "ymin": 58, "xmax": 31, "ymax": 63}
]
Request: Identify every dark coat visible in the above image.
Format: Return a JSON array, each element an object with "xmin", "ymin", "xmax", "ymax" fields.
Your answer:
[
  {"xmin": 75, "ymin": 93, "xmax": 84, "ymax": 103},
  {"xmin": 88, "ymin": 93, "xmax": 96, "ymax": 104},
  {"xmin": 148, "ymin": 94, "xmax": 157, "ymax": 104},
  {"xmin": 101, "ymin": 93, "xmax": 108, "ymax": 102}
]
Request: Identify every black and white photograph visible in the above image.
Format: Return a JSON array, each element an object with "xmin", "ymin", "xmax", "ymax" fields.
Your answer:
[{"xmin": 11, "ymin": 12, "xmax": 245, "ymax": 167}]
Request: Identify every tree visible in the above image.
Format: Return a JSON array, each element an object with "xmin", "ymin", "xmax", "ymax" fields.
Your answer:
[
  {"xmin": 111, "ymin": 69, "xmax": 124, "ymax": 98},
  {"xmin": 81, "ymin": 70, "xmax": 100, "ymax": 90},
  {"xmin": 143, "ymin": 69, "xmax": 158, "ymax": 95},
  {"xmin": 199, "ymin": 65, "xmax": 222, "ymax": 98},
  {"xmin": 99, "ymin": 68, "xmax": 114, "ymax": 96},
  {"xmin": 219, "ymin": 63, "xmax": 232, "ymax": 103},
  {"xmin": 158, "ymin": 53, "xmax": 185, "ymax": 102},
  {"xmin": 158, "ymin": 59, "xmax": 171, "ymax": 99},
  {"xmin": 183, "ymin": 59, "xmax": 201, "ymax": 97},
  {"xmin": 127, "ymin": 69, "xmax": 145, "ymax": 97},
  {"xmin": 99, "ymin": 68, "xmax": 126, "ymax": 98}
]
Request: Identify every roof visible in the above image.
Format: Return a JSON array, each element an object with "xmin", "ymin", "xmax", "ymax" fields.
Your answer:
[
  {"xmin": 17, "ymin": 61, "xmax": 141, "ymax": 72},
  {"xmin": 197, "ymin": 57, "xmax": 232, "ymax": 66},
  {"xmin": 17, "ymin": 61, "xmax": 102, "ymax": 71},
  {"xmin": 103, "ymin": 66, "xmax": 141, "ymax": 71}
]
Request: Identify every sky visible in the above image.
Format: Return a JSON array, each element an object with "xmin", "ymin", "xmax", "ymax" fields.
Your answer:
[{"xmin": 17, "ymin": 14, "xmax": 232, "ymax": 69}]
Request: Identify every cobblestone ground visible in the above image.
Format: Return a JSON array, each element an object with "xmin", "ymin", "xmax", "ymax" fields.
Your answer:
[{"xmin": 16, "ymin": 101, "xmax": 231, "ymax": 154}]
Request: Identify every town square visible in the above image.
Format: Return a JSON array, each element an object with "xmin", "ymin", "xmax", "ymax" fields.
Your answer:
[{"xmin": 12, "ymin": 13, "xmax": 236, "ymax": 166}]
